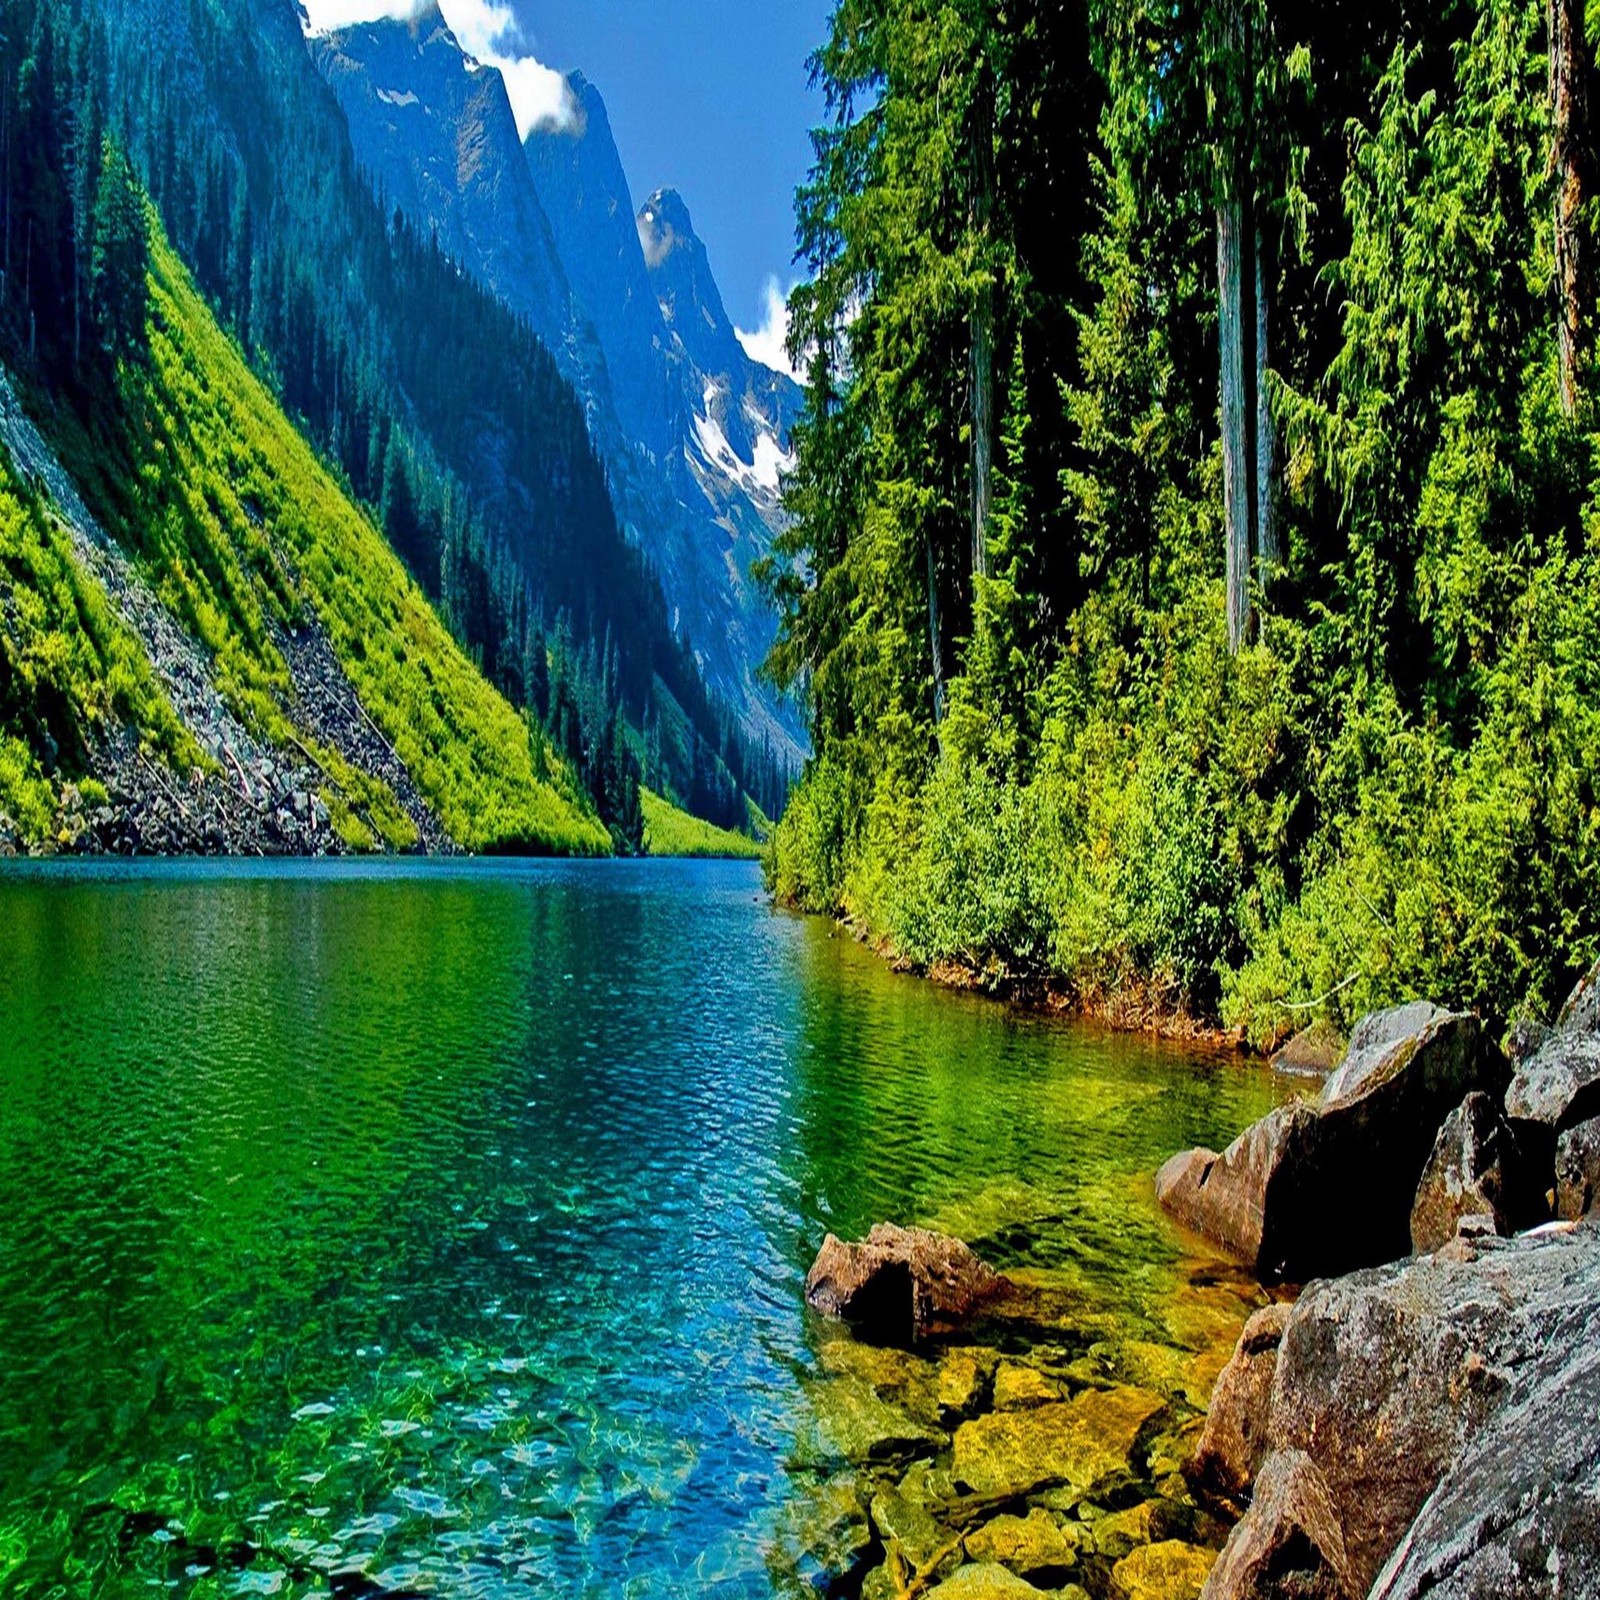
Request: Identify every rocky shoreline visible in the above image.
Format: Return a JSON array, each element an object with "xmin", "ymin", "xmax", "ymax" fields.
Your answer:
[{"xmin": 793, "ymin": 965, "xmax": 1600, "ymax": 1599}]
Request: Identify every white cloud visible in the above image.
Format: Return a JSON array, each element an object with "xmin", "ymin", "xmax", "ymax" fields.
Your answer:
[
  {"xmin": 300, "ymin": 0, "xmax": 578, "ymax": 139},
  {"xmin": 736, "ymin": 277, "xmax": 800, "ymax": 380}
]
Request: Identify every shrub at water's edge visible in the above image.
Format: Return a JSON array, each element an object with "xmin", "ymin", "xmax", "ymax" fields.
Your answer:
[{"xmin": 641, "ymin": 787, "xmax": 763, "ymax": 859}]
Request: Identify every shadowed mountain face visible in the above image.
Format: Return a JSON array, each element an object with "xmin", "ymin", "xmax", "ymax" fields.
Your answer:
[
  {"xmin": 314, "ymin": 14, "xmax": 806, "ymax": 761},
  {"xmin": 311, "ymin": 10, "xmax": 574, "ymax": 364}
]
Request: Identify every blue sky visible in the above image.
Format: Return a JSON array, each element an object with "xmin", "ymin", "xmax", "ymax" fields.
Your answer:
[{"xmin": 303, "ymin": 0, "xmax": 831, "ymax": 354}]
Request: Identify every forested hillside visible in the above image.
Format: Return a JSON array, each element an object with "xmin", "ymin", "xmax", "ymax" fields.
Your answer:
[
  {"xmin": 0, "ymin": 56, "xmax": 610, "ymax": 855},
  {"xmin": 0, "ymin": 0, "xmax": 785, "ymax": 853},
  {"xmin": 767, "ymin": 0, "xmax": 1600, "ymax": 1040}
]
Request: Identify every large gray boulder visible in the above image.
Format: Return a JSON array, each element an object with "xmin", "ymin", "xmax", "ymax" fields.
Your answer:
[
  {"xmin": 1556, "ymin": 1118, "xmax": 1600, "ymax": 1220},
  {"xmin": 1210, "ymin": 1225, "xmax": 1600, "ymax": 1597},
  {"xmin": 1410, "ymin": 1092, "xmax": 1545, "ymax": 1253},
  {"xmin": 1506, "ymin": 959, "xmax": 1600, "ymax": 1134},
  {"xmin": 1188, "ymin": 1303, "xmax": 1291, "ymax": 1513},
  {"xmin": 805, "ymin": 1224, "xmax": 1008, "ymax": 1345},
  {"xmin": 1370, "ymin": 1337, "xmax": 1600, "ymax": 1598},
  {"xmin": 1200, "ymin": 1449, "xmax": 1355, "ymax": 1600},
  {"xmin": 1155, "ymin": 1105, "xmax": 1319, "ymax": 1282},
  {"xmin": 1320, "ymin": 1000, "xmax": 1454, "ymax": 1104},
  {"xmin": 1158, "ymin": 1004, "xmax": 1505, "ymax": 1282}
]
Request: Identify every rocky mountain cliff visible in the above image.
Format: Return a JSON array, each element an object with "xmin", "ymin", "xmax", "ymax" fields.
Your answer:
[{"xmin": 313, "ymin": 12, "xmax": 805, "ymax": 761}]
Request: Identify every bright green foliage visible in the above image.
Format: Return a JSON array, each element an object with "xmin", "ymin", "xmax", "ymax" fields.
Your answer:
[
  {"xmin": 122, "ymin": 234, "xmax": 611, "ymax": 856},
  {"xmin": 640, "ymin": 787, "xmax": 764, "ymax": 860},
  {"xmin": 771, "ymin": 0, "xmax": 1600, "ymax": 1040},
  {"xmin": 0, "ymin": 446, "xmax": 196, "ymax": 843},
  {"xmin": 1, "ymin": 209, "xmax": 612, "ymax": 856}
]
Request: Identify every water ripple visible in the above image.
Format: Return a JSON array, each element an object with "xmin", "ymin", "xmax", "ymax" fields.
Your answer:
[{"xmin": 0, "ymin": 858, "xmax": 1285, "ymax": 1598}]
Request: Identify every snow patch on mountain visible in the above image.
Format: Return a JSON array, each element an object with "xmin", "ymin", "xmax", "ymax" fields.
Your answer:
[{"xmin": 691, "ymin": 381, "xmax": 792, "ymax": 501}]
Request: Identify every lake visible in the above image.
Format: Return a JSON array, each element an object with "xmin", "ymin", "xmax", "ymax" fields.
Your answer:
[{"xmin": 0, "ymin": 859, "xmax": 1285, "ymax": 1598}]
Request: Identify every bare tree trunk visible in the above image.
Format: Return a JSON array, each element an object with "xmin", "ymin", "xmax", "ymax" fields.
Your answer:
[
  {"xmin": 971, "ymin": 288, "xmax": 994, "ymax": 583},
  {"xmin": 1254, "ymin": 221, "xmax": 1280, "ymax": 575},
  {"xmin": 970, "ymin": 67, "xmax": 996, "ymax": 584},
  {"xmin": 1551, "ymin": 0, "xmax": 1592, "ymax": 413},
  {"xmin": 927, "ymin": 533, "xmax": 946, "ymax": 726},
  {"xmin": 1218, "ymin": 198, "xmax": 1252, "ymax": 653}
]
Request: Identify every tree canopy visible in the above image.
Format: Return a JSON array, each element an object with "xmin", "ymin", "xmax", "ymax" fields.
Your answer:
[{"xmin": 766, "ymin": 0, "xmax": 1600, "ymax": 1039}]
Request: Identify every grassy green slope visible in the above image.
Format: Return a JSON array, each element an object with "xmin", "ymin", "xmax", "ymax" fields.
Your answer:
[
  {"xmin": 640, "ymin": 787, "xmax": 762, "ymax": 860},
  {"xmin": 76, "ymin": 233, "xmax": 609, "ymax": 855},
  {"xmin": 0, "ymin": 450, "xmax": 197, "ymax": 840}
]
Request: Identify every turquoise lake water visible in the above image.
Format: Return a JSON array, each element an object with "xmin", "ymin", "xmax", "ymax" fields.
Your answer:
[{"xmin": 0, "ymin": 858, "xmax": 1284, "ymax": 1598}]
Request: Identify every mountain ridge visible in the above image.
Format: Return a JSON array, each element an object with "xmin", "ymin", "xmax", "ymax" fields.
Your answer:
[{"xmin": 313, "ymin": 21, "xmax": 806, "ymax": 763}]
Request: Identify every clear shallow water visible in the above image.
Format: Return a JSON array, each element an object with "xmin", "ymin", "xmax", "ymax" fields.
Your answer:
[{"xmin": 0, "ymin": 859, "xmax": 1284, "ymax": 1598}]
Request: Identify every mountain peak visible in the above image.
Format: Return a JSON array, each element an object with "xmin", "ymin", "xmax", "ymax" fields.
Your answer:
[{"xmin": 638, "ymin": 188, "xmax": 741, "ymax": 377}]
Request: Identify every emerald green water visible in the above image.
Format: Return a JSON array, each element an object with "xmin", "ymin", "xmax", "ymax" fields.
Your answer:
[{"xmin": 0, "ymin": 859, "xmax": 1283, "ymax": 1598}]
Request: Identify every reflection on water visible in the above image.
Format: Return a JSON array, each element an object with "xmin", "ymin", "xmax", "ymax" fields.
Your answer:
[{"xmin": 0, "ymin": 859, "xmax": 1284, "ymax": 1597}]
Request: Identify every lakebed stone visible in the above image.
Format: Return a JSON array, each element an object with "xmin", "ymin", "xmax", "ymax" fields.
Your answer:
[
  {"xmin": 924, "ymin": 1563, "xmax": 1052, "ymax": 1600},
  {"xmin": 1159, "ymin": 1003, "xmax": 1504, "ymax": 1281},
  {"xmin": 1091, "ymin": 1498, "xmax": 1184, "ymax": 1559},
  {"xmin": 991, "ymin": 1361, "xmax": 1061, "ymax": 1410},
  {"xmin": 964, "ymin": 1508, "xmax": 1079, "ymax": 1579},
  {"xmin": 871, "ymin": 1461, "xmax": 964, "ymax": 1573},
  {"xmin": 1113, "ymin": 1539, "xmax": 1215, "ymax": 1600},
  {"xmin": 951, "ymin": 1385, "xmax": 1166, "ymax": 1502},
  {"xmin": 802, "ymin": 1374, "xmax": 944, "ymax": 1466},
  {"xmin": 806, "ymin": 1224, "xmax": 1009, "ymax": 1344}
]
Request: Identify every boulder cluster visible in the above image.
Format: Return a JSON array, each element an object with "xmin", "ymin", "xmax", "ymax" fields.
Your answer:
[
  {"xmin": 796, "ymin": 970, "xmax": 1600, "ymax": 1600},
  {"xmin": 1163, "ymin": 964, "xmax": 1600, "ymax": 1600}
]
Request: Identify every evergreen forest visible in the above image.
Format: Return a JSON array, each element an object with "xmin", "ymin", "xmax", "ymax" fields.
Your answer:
[{"xmin": 766, "ymin": 0, "xmax": 1600, "ymax": 1040}]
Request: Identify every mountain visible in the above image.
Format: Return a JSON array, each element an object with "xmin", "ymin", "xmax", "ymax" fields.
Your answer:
[
  {"xmin": 44, "ymin": 0, "xmax": 789, "ymax": 841},
  {"xmin": 0, "ymin": 217, "xmax": 610, "ymax": 856},
  {"xmin": 312, "ymin": 20, "xmax": 806, "ymax": 763},
  {"xmin": 309, "ymin": 7, "xmax": 576, "ymax": 367}
]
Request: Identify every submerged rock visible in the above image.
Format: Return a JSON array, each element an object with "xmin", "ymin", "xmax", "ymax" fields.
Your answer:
[
  {"xmin": 779, "ymin": 1476, "xmax": 875, "ymax": 1595},
  {"xmin": 964, "ymin": 1509, "xmax": 1079, "ymax": 1581},
  {"xmin": 951, "ymin": 1385, "xmax": 1166, "ymax": 1503},
  {"xmin": 1201, "ymin": 1449, "xmax": 1354, "ymax": 1600},
  {"xmin": 1188, "ymin": 1303, "xmax": 1290, "ymax": 1512},
  {"xmin": 871, "ymin": 1461, "xmax": 964, "ymax": 1575},
  {"xmin": 801, "ymin": 1375, "xmax": 944, "ymax": 1467},
  {"xmin": 805, "ymin": 1224, "xmax": 1008, "ymax": 1344},
  {"xmin": 925, "ymin": 1563, "xmax": 1052, "ymax": 1600},
  {"xmin": 1158, "ymin": 1004, "xmax": 1504, "ymax": 1281},
  {"xmin": 1091, "ymin": 1499, "xmax": 1186, "ymax": 1560},
  {"xmin": 991, "ymin": 1361, "xmax": 1061, "ymax": 1410},
  {"xmin": 936, "ymin": 1349, "xmax": 996, "ymax": 1421},
  {"xmin": 1112, "ymin": 1539, "xmax": 1215, "ymax": 1600}
]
